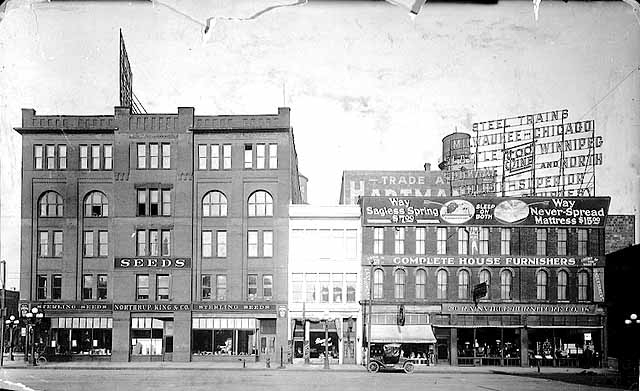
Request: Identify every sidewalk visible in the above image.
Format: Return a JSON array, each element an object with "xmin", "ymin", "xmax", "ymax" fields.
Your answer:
[{"xmin": 0, "ymin": 354, "xmax": 618, "ymax": 375}]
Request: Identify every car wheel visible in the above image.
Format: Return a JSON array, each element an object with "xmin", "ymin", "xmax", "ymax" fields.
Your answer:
[
  {"xmin": 368, "ymin": 361, "xmax": 380, "ymax": 373},
  {"xmin": 403, "ymin": 362, "xmax": 414, "ymax": 374}
]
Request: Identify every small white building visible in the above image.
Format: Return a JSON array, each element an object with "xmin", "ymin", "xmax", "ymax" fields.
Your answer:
[{"xmin": 288, "ymin": 205, "xmax": 362, "ymax": 365}]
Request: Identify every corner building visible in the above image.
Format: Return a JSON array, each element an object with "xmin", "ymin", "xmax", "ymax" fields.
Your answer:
[
  {"xmin": 17, "ymin": 106, "xmax": 302, "ymax": 363},
  {"xmin": 360, "ymin": 196, "xmax": 610, "ymax": 367}
]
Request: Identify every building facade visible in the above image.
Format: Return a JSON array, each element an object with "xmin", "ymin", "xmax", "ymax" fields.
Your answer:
[
  {"xmin": 16, "ymin": 106, "xmax": 302, "ymax": 362},
  {"xmin": 360, "ymin": 195, "xmax": 610, "ymax": 367},
  {"xmin": 288, "ymin": 205, "xmax": 362, "ymax": 365}
]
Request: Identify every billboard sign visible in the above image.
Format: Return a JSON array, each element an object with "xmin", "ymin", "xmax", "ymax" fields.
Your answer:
[
  {"xmin": 340, "ymin": 171, "xmax": 450, "ymax": 205},
  {"xmin": 503, "ymin": 142, "xmax": 534, "ymax": 176},
  {"xmin": 363, "ymin": 255, "xmax": 605, "ymax": 268},
  {"xmin": 361, "ymin": 196, "xmax": 610, "ymax": 227}
]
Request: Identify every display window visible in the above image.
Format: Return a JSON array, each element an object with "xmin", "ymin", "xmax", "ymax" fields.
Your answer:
[
  {"xmin": 130, "ymin": 317, "xmax": 173, "ymax": 356},
  {"xmin": 50, "ymin": 317, "xmax": 112, "ymax": 356},
  {"xmin": 192, "ymin": 317, "xmax": 257, "ymax": 356}
]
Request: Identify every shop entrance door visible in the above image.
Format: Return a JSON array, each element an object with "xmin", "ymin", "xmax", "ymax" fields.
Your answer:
[
  {"xmin": 437, "ymin": 339, "xmax": 449, "ymax": 364},
  {"xmin": 162, "ymin": 320, "xmax": 173, "ymax": 361}
]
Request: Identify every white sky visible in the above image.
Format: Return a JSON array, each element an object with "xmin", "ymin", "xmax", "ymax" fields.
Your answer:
[{"xmin": 0, "ymin": 0, "xmax": 638, "ymax": 291}]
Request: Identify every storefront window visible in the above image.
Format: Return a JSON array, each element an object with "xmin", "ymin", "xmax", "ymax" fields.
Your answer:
[
  {"xmin": 192, "ymin": 318, "xmax": 257, "ymax": 356},
  {"xmin": 131, "ymin": 317, "xmax": 165, "ymax": 355},
  {"xmin": 51, "ymin": 317, "xmax": 112, "ymax": 356}
]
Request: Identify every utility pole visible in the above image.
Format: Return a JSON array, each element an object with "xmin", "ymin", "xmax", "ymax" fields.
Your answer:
[{"xmin": 1, "ymin": 260, "xmax": 6, "ymax": 367}]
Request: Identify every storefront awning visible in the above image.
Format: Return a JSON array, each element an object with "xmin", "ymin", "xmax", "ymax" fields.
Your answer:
[{"xmin": 371, "ymin": 324, "xmax": 436, "ymax": 344}]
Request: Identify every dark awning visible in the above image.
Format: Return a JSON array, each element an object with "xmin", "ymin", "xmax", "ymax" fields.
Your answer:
[{"xmin": 371, "ymin": 324, "xmax": 437, "ymax": 343}]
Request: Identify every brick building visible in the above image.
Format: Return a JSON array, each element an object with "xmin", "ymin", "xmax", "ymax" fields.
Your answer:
[
  {"xmin": 359, "ymin": 196, "xmax": 610, "ymax": 367},
  {"xmin": 604, "ymin": 215, "xmax": 635, "ymax": 254},
  {"xmin": 16, "ymin": 105, "xmax": 302, "ymax": 362}
]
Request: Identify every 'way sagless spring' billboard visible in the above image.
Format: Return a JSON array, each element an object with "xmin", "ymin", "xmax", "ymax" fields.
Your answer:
[{"xmin": 362, "ymin": 196, "xmax": 610, "ymax": 227}]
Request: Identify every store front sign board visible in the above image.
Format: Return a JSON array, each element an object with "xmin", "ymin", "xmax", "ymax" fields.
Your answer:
[
  {"xmin": 442, "ymin": 303, "xmax": 597, "ymax": 314},
  {"xmin": 26, "ymin": 302, "xmax": 112, "ymax": 312},
  {"xmin": 192, "ymin": 303, "xmax": 276, "ymax": 312},
  {"xmin": 115, "ymin": 258, "xmax": 191, "ymax": 268},
  {"xmin": 364, "ymin": 255, "xmax": 605, "ymax": 268}
]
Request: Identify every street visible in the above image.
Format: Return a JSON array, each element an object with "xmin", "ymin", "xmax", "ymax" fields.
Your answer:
[{"xmin": 0, "ymin": 368, "xmax": 621, "ymax": 391}]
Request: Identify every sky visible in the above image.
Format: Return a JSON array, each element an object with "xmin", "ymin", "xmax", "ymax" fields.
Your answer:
[{"xmin": 0, "ymin": 0, "xmax": 638, "ymax": 291}]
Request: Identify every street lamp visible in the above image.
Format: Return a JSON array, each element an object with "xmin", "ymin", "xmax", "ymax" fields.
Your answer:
[
  {"xmin": 624, "ymin": 313, "xmax": 640, "ymax": 389},
  {"xmin": 322, "ymin": 310, "xmax": 330, "ymax": 370},
  {"xmin": 4, "ymin": 315, "xmax": 19, "ymax": 361},
  {"xmin": 367, "ymin": 257, "xmax": 375, "ymax": 371},
  {"xmin": 25, "ymin": 307, "xmax": 43, "ymax": 366}
]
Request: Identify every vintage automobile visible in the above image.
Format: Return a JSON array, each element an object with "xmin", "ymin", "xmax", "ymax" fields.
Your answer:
[{"xmin": 367, "ymin": 343, "xmax": 414, "ymax": 374}]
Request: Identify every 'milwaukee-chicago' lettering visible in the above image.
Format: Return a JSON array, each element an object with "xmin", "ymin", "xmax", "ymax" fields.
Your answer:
[{"xmin": 391, "ymin": 256, "xmax": 591, "ymax": 267}]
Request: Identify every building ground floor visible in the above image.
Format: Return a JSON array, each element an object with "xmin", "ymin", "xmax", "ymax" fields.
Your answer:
[
  {"xmin": 22, "ymin": 302, "xmax": 289, "ymax": 363},
  {"xmin": 363, "ymin": 302, "xmax": 606, "ymax": 368}
]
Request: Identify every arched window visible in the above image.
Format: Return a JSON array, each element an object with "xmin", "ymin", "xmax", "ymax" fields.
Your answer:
[
  {"xmin": 394, "ymin": 269, "xmax": 405, "ymax": 299},
  {"xmin": 577, "ymin": 271, "xmax": 589, "ymax": 301},
  {"xmin": 557, "ymin": 270, "xmax": 568, "ymax": 301},
  {"xmin": 39, "ymin": 191, "xmax": 64, "ymax": 217},
  {"xmin": 248, "ymin": 191, "xmax": 273, "ymax": 217},
  {"xmin": 479, "ymin": 269, "xmax": 491, "ymax": 299},
  {"xmin": 536, "ymin": 270, "xmax": 548, "ymax": 300},
  {"xmin": 500, "ymin": 270, "xmax": 512, "ymax": 300},
  {"xmin": 84, "ymin": 191, "xmax": 108, "ymax": 217},
  {"xmin": 415, "ymin": 269, "xmax": 426, "ymax": 299},
  {"xmin": 373, "ymin": 269, "xmax": 384, "ymax": 299},
  {"xmin": 437, "ymin": 269, "xmax": 448, "ymax": 299},
  {"xmin": 202, "ymin": 191, "xmax": 227, "ymax": 217},
  {"xmin": 458, "ymin": 270, "xmax": 470, "ymax": 299}
]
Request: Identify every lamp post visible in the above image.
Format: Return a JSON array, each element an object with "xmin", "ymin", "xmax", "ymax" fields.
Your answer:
[
  {"xmin": 322, "ymin": 310, "xmax": 330, "ymax": 370},
  {"xmin": 367, "ymin": 257, "xmax": 375, "ymax": 371},
  {"xmin": 624, "ymin": 313, "xmax": 639, "ymax": 389},
  {"xmin": 25, "ymin": 307, "xmax": 43, "ymax": 366},
  {"xmin": 4, "ymin": 315, "xmax": 19, "ymax": 361}
]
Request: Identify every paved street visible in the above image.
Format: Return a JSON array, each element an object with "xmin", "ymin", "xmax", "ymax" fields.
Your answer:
[{"xmin": 0, "ymin": 368, "xmax": 622, "ymax": 391}]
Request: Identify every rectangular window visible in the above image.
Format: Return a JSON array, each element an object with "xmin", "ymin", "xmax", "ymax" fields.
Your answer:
[
  {"xmin": 216, "ymin": 275, "xmax": 227, "ymax": 300},
  {"xmin": 373, "ymin": 228, "xmax": 384, "ymax": 255},
  {"xmin": 269, "ymin": 144, "xmax": 278, "ymax": 169},
  {"xmin": 415, "ymin": 228, "xmax": 426, "ymax": 255},
  {"xmin": 332, "ymin": 273, "xmax": 343, "ymax": 303},
  {"xmin": 536, "ymin": 228, "xmax": 547, "ymax": 256},
  {"xmin": 136, "ymin": 275, "xmax": 149, "ymax": 300},
  {"xmin": 223, "ymin": 144, "xmax": 231, "ymax": 169},
  {"xmin": 46, "ymin": 145, "xmax": 55, "ymax": 169},
  {"xmin": 161, "ymin": 143, "xmax": 170, "ymax": 169},
  {"xmin": 34, "ymin": 145, "xmax": 43, "ymax": 170},
  {"xmin": 53, "ymin": 230, "xmax": 63, "ymax": 257},
  {"xmin": 97, "ymin": 274, "xmax": 108, "ymax": 300},
  {"xmin": 577, "ymin": 229, "xmax": 588, "ymax": 256},
  {"xmin": 346, "ymin": 273, "xmax": 357, "ymax": 303},
  {"xmin": 103, "ymin": 145, "xmax": 112, "ymax": 170},
  {"xmin": 137, "ymin": 143, "xmax": 146, "ymax": 169},
  {"xmin": 244, "ymin": 144, "xmax": 253, "ymax": 168},
  {"xmin": 162, "ymin": 190, "xmax": 171, "ymax": 216},
  {"xmin": 306, "ymin": 273, "xmax": 317, "ymax": 302},
  {"xmin": 319, "ymin": 273, "xmax": 330, "ymax": 303},
  {"xmin": 80, "ymin": 145, "xmax": 88, "ymax": 169},
  {"xmin": 248, "ymin": 274, "xmax": 258, "ymax": 298},
  {"xmin": 437, "ymin": 227, "xmax": 447, "ymax": 254},
  {"xmin": 263, "ymin": 231, "xmax": 273, "ymax": 257},
  {"xmin": 458, "ymin": 228, "xmax": 469, "ymax": 255},
  {"xmin": 137, "ymin": 189, "xmax": 146, "ymax": 216},
  {"xmin": 136, "ymin": 230, "xmax": 147, "ymax": 256},
  {"xmin": 394, "ymin": 228, "xmax": 404, "ymax": 255},
  {"xmin": 39, "ymin": 231, "xmax": 49, "ymax": 257},
  {"xmin": 373, "ymin": 270, "xmax": 384, "ymax": 299},
  {"xmin": 37, "ymin": 275, "xmax": 47, "ymax": 300},
  {"xmin": 157, "ymin": 275, "xmax": 170, "ymax": 300},
  {"xmin": 91, "ymin": 145, "xmax": 101, "ymax": 170},
  {"xmin": 58, "ymin": 145, "xmax": 67, "ymax": 169},
  {"xmin": 98, "ymin": 231, "xmax": 108, "ymax": 257},
  {"xmin": 346, "ymin": 230, "xmax": 357, "ymax": 259},
  {"xmin": 52, "ymin": 274, "xmax": 62, "ymax": 300},
  {"xmin": 149, "ymin": 190, "xmax": 160, "ymax": 216},
  {"xmin": 256, "ymin": 144, "xmax": 265, "ymax": 169},
  {"xmin": 149, "ymin": 143, "xmax": 159, "ymax": 169},
  {"xmin": 500, "ymin": 228, "xmax": 511, "ymax": 255},
  {"xmin": 479, "ymin": 228, "xmax": 489, "ymax": 254},
  {"xmin": 161, "ymin": 230, "xmax": 171, "ymax": 256},
  {"xmin": 557, "ymin": 271, "xmax": 568, "ymax": 301},
  {"xmin": 149, "ymin": 230, "xmax": 159, "ymax": 256},
  {"xmin": 578, "ymin": 272, "xmax": 589, "ymax": 301},
  {"xmin": 202, "ymin": 274, "xmax": 212, "ymax": 300},
  {"xmin": 263, "ymin": 275, "xmax": 273, "ymax": 299},
  {"xmin": 557, "ymin": 228, "xmax": 567, "ymax": 256},
  {"xmin": 248, "ymin": 231, "xmax": 258, "ymax": 257},
  {"xmin": 216, "ymin": 231, "xmax": 227, "ymax": 257},
  {"xmin": 210, "ymin": 144, "xmax": 220, "ymax": 170},
  {"xmin": 82, "ymin": 274, "xmax": 94, "ymax": 300},
  {"xmin": 198, "ymin": 144, "xmax": 207, "ymax": 170},
  {"xmin": 83, "ymin": 231, "xmax": 94, "ymax": 257},
  {"xmin": 202, "ymin": 231, "xmax": 213, "ymax": 258}
]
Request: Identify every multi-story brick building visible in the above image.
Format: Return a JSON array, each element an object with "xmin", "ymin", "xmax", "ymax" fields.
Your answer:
[
  {"xmin": 359, "ymin": 195, "xmax": 610, "ymax": 367},
  {"xmin": 16, "ymin": 105, "xmax": 302, "ymax": 362}
]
